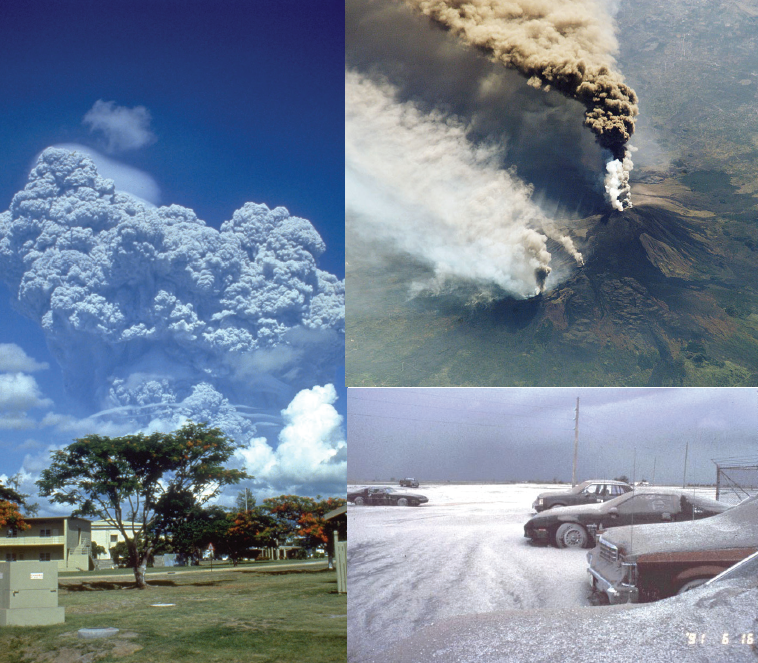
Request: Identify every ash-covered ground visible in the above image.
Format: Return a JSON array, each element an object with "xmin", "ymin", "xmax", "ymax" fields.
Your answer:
[{"xmin": 346, "ymin": 482, "xmax": 748, "ymax": 663}]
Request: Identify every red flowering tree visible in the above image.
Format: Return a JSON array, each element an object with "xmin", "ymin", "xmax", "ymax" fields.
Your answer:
[{"xmin": 263, "ymin": 495, "xmax": 347, "ymax": 553}]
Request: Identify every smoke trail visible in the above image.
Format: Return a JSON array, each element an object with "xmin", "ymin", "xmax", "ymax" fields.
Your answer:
[
  {"xmin": 405, "ymin": 0, "xmax": 638, "ymax": 207},
  {"xmin": 346, "ymin": 71, "xmax": 584, "ymax": 299}
]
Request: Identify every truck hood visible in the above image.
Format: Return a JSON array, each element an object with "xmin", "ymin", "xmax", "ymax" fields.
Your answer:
[{"xmin": 602, "ymin": 496, "xmax": 758, "ymax": 558}]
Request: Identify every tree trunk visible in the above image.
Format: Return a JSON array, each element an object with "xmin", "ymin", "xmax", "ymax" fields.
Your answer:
[
  {"xmin": 133, "ymin": 563, "xmax": 148, "ymax": 589},
  {"xmin": 133, "ymin": 544, "xmax": 153, "ymax": 589}
]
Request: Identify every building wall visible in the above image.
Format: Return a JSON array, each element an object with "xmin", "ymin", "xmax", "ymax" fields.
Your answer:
[
  {"xmin": 90, "ymin": 521, "xmax": 134, "ymax": 558},
  {"xmin": 0, "ymin": 517, "xmax": 92, "ymax": 572}
]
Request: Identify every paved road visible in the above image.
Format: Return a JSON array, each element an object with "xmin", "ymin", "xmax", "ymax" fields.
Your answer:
[{"xmin": 348, "ymin": 484, "xmax": 594, "ymax": 662}]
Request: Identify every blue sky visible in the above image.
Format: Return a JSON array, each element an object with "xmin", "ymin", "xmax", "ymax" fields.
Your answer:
[
  {"xmin": 0, "ymin": 1, "xmax": 345, "ymax": 511},
  {"xmin": 348, "ymin": 388, "xmax": 758, "ymax": 486}
]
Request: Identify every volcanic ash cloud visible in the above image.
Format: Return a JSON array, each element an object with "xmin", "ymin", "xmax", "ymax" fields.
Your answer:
[
  {"xmin": 405, "ymin": 0, "xmax": 638, "ymax": 211},
  {"xmin": 0, "ymin": 148, "xmax": 345, "ymax": 441},
  {"xmin": 346, "ymin": 71, "xmax": 583, "ymax": 299}
]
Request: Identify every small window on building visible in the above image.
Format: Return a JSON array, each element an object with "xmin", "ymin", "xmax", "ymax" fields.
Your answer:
[
  {"xmin": 39, "ymin": 552, "xmax": 51, "ymax": 562},
  {"xmin": 40, "ymin": 529, "xmax": 52, "ymax": 537},
  {"xmin": 6, "ymin": 553, "xmax": 16, "ymax": 562},
  {"xmin": 110, "ymin": 534, "xmax": 118, "ymax": 543},
  {"xmin": 6, "ymin": 529, "xmax": 17, "ymax": 538}
]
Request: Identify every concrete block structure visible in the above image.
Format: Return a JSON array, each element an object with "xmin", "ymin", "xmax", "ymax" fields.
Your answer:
[
  {"xmin": 90, "ymin": 520, "xmax": 135, "ymax": 559},
  {"xmin": 0, "ymin": 517, "xmax": 92, "ymax": 572},
  {"xmin": 0, "ymin": 561, "xmax": 65, "ymax": 625}
]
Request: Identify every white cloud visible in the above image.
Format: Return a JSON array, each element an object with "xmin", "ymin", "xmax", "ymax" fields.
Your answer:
[
  {"xmin": 83, "ymin": 100, "xmax": 156, "ymax": 153},
  {"xmin": 237, "ymin": 384, "xmax": 346, "ymax": 489},
  {"xmin": 0, "ymin": 344, "xmax": 48, "ymax": 373},
  {"xmin": 0, "ymin": 373, "xmax": 53, "ymax": 415}
]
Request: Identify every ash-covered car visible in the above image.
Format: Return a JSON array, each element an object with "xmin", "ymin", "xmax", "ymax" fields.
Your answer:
[
  {"xmin": 588, "ymin": 493, "xmax": 758, "ymax": 603},
  {"xmin": 399, "ymin": 478, "xmax": 419, "ymax": 488},
  {"xmin": 348, "ymin": 486, "xmax": 428, "ymax": 507},
  {"xmin": 532, "ymin": 480, "xmax": 632, "ymax": 512},
  {"xmin": 524, "ymin": 488, "xmax": 727, "ymax": 549},
  {"xmin": 361, "ymin": 551, "xmax": 758, "ymax": 663}
]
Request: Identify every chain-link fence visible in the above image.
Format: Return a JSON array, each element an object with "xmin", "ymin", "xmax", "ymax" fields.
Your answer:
[{"xmin": 713, "ymin": 457, "xmax": 758, "ymax": 505}]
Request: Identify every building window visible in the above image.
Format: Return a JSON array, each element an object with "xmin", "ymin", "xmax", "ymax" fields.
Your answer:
[
  {"xmin": 6, "ymin": 529, "xmax": 17, "ymax": 538},
  {"xmin": 39, "ymin": 552, "xmax": 51, "ymax": 562},
  {"xmin": 39, "ymin": 529, "xmax": 52, "ymax": 537},
  {"xmin": 110, "ymin": 534, "xmax": 118, "ymax": 543},
  {"xmin": 6, "ymin": 553, "xmax": 16, "ymax": 562}
]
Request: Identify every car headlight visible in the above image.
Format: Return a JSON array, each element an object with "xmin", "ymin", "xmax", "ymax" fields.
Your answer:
[{"xmin": 537, "ymin": 498, "xmax": 543, "ymax": 507}]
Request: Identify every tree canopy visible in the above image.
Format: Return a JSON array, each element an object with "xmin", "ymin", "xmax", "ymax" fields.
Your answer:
[{"xmin": 37, "ymin": 421, "xmax": 247, "ymax": 588}]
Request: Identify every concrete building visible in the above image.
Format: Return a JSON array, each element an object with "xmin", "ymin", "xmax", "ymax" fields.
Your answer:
[
  {"xmin": 0, "ymin": 517, "xmax": 92, "ymax": 572},
  {"xmin": 90, "ymin": 520, "xmax": 133, "ymax": 555}
]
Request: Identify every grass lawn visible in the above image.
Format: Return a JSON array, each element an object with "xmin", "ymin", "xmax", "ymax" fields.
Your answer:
[{"xmin": 0, "ymin": 562, "xmax": 345, "ymax": 663}]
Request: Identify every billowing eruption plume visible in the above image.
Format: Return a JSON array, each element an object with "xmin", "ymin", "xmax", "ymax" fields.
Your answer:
[
  {"xmin": 405, "ymin": 0, "xmax": 639, "ymax": 208},
  {"xmin": 0, "ymin": 148, "xmax": 346, "ymax": 493}
]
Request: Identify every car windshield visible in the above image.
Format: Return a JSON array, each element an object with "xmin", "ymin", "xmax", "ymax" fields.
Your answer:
[{"xmin": 706, "ymin": 551, "xmax": 758, "ymax": 585}]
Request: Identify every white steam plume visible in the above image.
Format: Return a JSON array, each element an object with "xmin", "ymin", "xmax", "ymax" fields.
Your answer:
[
  {"xmin": 346, "ymin": 71, "xmax": 583, "ymax": 299},
  {"xmin": 604, "ymin": 148, "xmax": 634, "ymax": 211}
]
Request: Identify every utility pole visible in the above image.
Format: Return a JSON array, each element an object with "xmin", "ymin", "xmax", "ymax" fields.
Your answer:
[
  {"xmin": 572, "ymin": 397, "xmax": 580, "ymax": 487},
  {"xmin": 652, "ymin": 456, "xmax": 657, "ymax": 485},
  {"xmin": 682, "ymin": 442, "xmax": 689, "ymax": 488}
]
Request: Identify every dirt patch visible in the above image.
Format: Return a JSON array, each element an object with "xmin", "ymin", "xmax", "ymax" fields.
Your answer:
[{"xmin": 37, "ymin": 631, "xmax": 144, "ymax": 662}]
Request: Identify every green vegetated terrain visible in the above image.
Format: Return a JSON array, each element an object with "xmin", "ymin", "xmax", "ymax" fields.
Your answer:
[
  {"xmin": 346, "ymin": 0, "xmax": 758, "ymax": 387},
  {"xmin": 0, "ymin": 562, "xmax": 345, "ymax": 663}
]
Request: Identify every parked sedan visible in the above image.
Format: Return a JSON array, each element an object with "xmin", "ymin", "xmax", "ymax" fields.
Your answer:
[
  {"xmin": 531, "ymin": 480, "xmax": 632, "ymax": 512},
  {"xmin": 348, "ymin": 487, "xmax": 429, "ymax": 507},
  {"xmin": 524, "ymin": 488, "xmax": 727, "ymax": 549},
  {"xmin": 588, "ymin": 493, "xmax": 758, "ymax": 603}
]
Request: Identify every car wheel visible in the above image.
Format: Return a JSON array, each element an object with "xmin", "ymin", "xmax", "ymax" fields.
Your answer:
[
  {"xmin": 555, "ymin": 523, "xmax": 589, "ymax": 548},
  {"xmin": 397, "ymin": 498, "xmax": 409, "ymax": 506},
  {"xmin": 676, "ymin": 578, "xmax": 710, "ymax": 594},
  {"xmin": 354, "ymin": 497, "xmax": 364, "ymax": 506},
  {"xmin": 548, "ymin": 503, "xmax": 566, "ymax": 509}
]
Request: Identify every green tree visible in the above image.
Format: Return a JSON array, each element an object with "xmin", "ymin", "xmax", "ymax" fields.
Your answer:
[
  {"xmin": 169, "ymin": 504, "xmax": 230, "ymax": 561},
  {"xmin": 234, "ymin": 487, "xmax": 256, "ymax": 512},
  {"xmin": 90, "ymin": 541, "xmax": 107, "ymax": 559},
  {"xmin": 36, "ymin": 422, "xmax": 248, "ymax": 588},
  {"xmin": 1, "ymin": 475, "xmax": 38, "ymax": 516}
]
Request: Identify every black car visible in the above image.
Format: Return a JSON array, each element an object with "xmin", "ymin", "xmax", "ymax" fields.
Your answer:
[
  {"xmin": 524, "ymin": 488, "xmax": 727, "ymax": 549},
  {"xmin": 348, "ymin": 486, "xmax": 428, "ymax": 507},
  {"xmin": 532, "ymin": 480, "xmax": 633, "ymax": 512}
]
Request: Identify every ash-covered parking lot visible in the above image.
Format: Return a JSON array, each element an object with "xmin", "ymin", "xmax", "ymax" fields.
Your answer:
[{"xmin": 348, "ymin": 483, "xmax": 595, "ymax": 662}]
